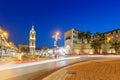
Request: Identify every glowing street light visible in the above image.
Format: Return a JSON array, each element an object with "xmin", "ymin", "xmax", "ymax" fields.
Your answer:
[
  {"xmin": 56, "ymin": 32, "xmax": 60, "ymax": 35},
  {"xmin": 52, "ymin": 32, "xmax": 61, "ymax": 48}
]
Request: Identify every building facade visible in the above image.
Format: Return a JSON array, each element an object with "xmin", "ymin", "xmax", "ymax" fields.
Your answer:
[
  {"xmin": 64, "ymin": 28, "xmax": 119, "ymax": 54},
  {"xmin": 104, "ymin": 29, "xmax": 120, "ymax": 43},
  {"xmin": 64, "ymin": 28, "xmax": 82, "ymax": 53},
  {"xmin": 29, "ymin": 26, "xmax": 36, "ymax": 54},
  {"xmin": 19, "ymin": 44, "xmax": 29, "ymax": 53},
  {"xmin": 8, "ymin": 41, "xmax": 18, "ymax": 53},
  {"xmin": 0, "ymin": 26, "xmax": 17, "ymax": 56}
]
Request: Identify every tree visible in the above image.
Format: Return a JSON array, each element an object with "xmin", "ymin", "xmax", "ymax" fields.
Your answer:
[
  {"xmin": 93, "ymin": 32, "xmax": 101, "ymax": 40},
  {"xmin": 85, "ymin": 31, "xmax": 92, "ymax": 43},
  {"xmin": 42, "ymin": 46, "xmax": 48, "ymax": 51},
  {"xmin": 20, "ymin": 47, "xmax": 29, "ymax": 53},
  {"xmin": 111, "ymin": 42, "xmax": 120, "ymax": 55},
  {"xmin": 91, "ymin": 32, "xmax": 103, "ymax": 54},
  {"xmin": 91, "ymin": 40, "xmax": 102, "ymax": 54},
  {"xmin": 78, "ymin": 32, "xmax": 86, "ymax": 43}
]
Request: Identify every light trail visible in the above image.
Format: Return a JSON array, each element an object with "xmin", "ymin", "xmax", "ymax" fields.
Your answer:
[
  {"xmin": 0, "ymin": 55, "xmax": 120, "ymax": 71},
  {"xmin": 0, "ymin": 56, "xmax": 81, "ymax": 71}
]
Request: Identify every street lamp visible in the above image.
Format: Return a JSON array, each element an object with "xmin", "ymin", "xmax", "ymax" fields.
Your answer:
[
  {"xmin": 52, "ymin": 32, "xmax": 61, "ymax": 48},
  {"xmin": 52, "ymin": 32, "xmax": 61, "ymax": 58}
]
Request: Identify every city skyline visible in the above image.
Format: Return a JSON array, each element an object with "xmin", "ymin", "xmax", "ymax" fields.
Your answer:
[{"xmin": 0, "ymin": 0, "xmax": 120, "ymax": 48}]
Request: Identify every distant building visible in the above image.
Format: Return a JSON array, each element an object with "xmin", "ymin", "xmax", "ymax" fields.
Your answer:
[
  {"xmin": 8, "ymin": 41, "xmax": 18, "ymax": 52},
  {"xmin": 104, "ymin": 29, "xmax": 120, "ymax": 43},
  {"xmin": 0, "ymin": 27, "xmax": 9, "ymax": 49},
  {"xmin": 19, "ymin": 44, "xmax": 29, "ymax": 53},
  {"xmin": 0, "ymin": 26, "xmax": 17, "ymax": 55},
  {"xmin": 29, "ymin": 25, "xmax": 36, "ymax": 54}
]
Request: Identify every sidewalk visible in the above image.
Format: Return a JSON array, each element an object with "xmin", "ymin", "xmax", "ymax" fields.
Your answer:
[{"xmin": 44, "ymin": 58, "xmax": 120, "ymax": 80}]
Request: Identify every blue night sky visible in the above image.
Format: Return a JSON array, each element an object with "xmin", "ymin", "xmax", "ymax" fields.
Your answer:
[{"xmin": 0, "ymin": 0, "xmax": 120, "ymax": 48}]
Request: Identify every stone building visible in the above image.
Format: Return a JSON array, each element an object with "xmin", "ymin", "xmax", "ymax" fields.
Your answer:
[
  {"xmin": 64, "ymin": 28, "xmax": 119, "ymax": 54},
  {"xmin": 0, "ymin": 26, "xmax": 17, "ymax": 56},
  {"xmin": 104, "ymin": 29, "xmax": 120, "ymax": 43},
  {"xmin": 64, "ymin": 28, "xmax": 90, "ymax": 54},
  {"xmin": 19, "ymin": 44, "xmax": 29, "ymax": 53}
]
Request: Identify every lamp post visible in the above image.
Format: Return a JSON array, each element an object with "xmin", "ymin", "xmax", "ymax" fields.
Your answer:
[
  {"xmin": 52, "ymin": 32, "xmax": 60, "ymax": 48},
  {"xmin": 52, "ymin": 32, "xmax": 60, "ymax": 58}
]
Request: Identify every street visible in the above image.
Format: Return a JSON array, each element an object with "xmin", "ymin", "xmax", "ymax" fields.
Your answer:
[{"xmin": 0, "ymin": 55, "xmax": 119, "ymax": 80}]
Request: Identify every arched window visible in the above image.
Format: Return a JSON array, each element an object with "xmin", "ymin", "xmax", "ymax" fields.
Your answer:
[
  {"xmin": 32, "ymin": 42, "xmax": 34, "ymax": 46},
  {"xmin": 32, "ymin": 34, "xmax": 34, "ymax": 38}
]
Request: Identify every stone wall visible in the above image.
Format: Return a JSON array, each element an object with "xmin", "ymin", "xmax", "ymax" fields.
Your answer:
[{"xmin": 73, "ymin": 43, "xmax": 115, "ymax": 54}]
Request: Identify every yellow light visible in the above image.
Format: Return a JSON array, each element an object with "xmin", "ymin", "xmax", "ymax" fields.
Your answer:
[
  {"xmin": 9, "ymin": 42, "xmax": 12, "ymax": 44},
  {"xmin": 7, "ymin": 43, "xmax": 10, "ymax": 47},
  {"xmin": 107, "ymin": 37, "xmax": 111, "ymax": 42},
  {"xmin": 3, "ymin": 32, "xmax": 8, "ymax": 36},
  {"xmin": 56, "ymin": 32, "xmax": 60, "ymax": 35},
  {"xmin": 108, "ymin": 37, "xmax": 111, "ymax": 40}
]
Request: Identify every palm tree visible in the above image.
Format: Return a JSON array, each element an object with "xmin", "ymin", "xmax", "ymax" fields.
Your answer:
[
  {"xmin": 93, "ymin": 32, "xmax": 101, "ymax": 40},
  {"xmin": 91, "ymin": 32, "xmax": 103, "ymax": 54},
  {"xmin": 78, "ymin": 32, "xmax": 86, "ymax": 43},
  {"xmin": 85, "ymin": 31, "xmax": 92, "ymax": 43},
  {"xmin": 100, "ymin": 34, "xmax": 105, "ymax": 42},
  {"xmin": 91, "ymin": 40, "xmax": 102, "ymax": 54},
  {"xmin": 111, "ymin": 42, "xmax": 120, "ymax": 55}
]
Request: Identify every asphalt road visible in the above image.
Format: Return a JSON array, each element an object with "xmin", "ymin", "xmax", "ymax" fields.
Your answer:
[{"xmin": 0, "ymin": 55, "xmax": 118, "ymax": 80}]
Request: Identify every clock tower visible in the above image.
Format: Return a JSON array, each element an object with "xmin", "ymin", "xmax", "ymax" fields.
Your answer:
[{"xmin": 29, "ymin": 25, "xmax": 36, "ymax": 54}]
